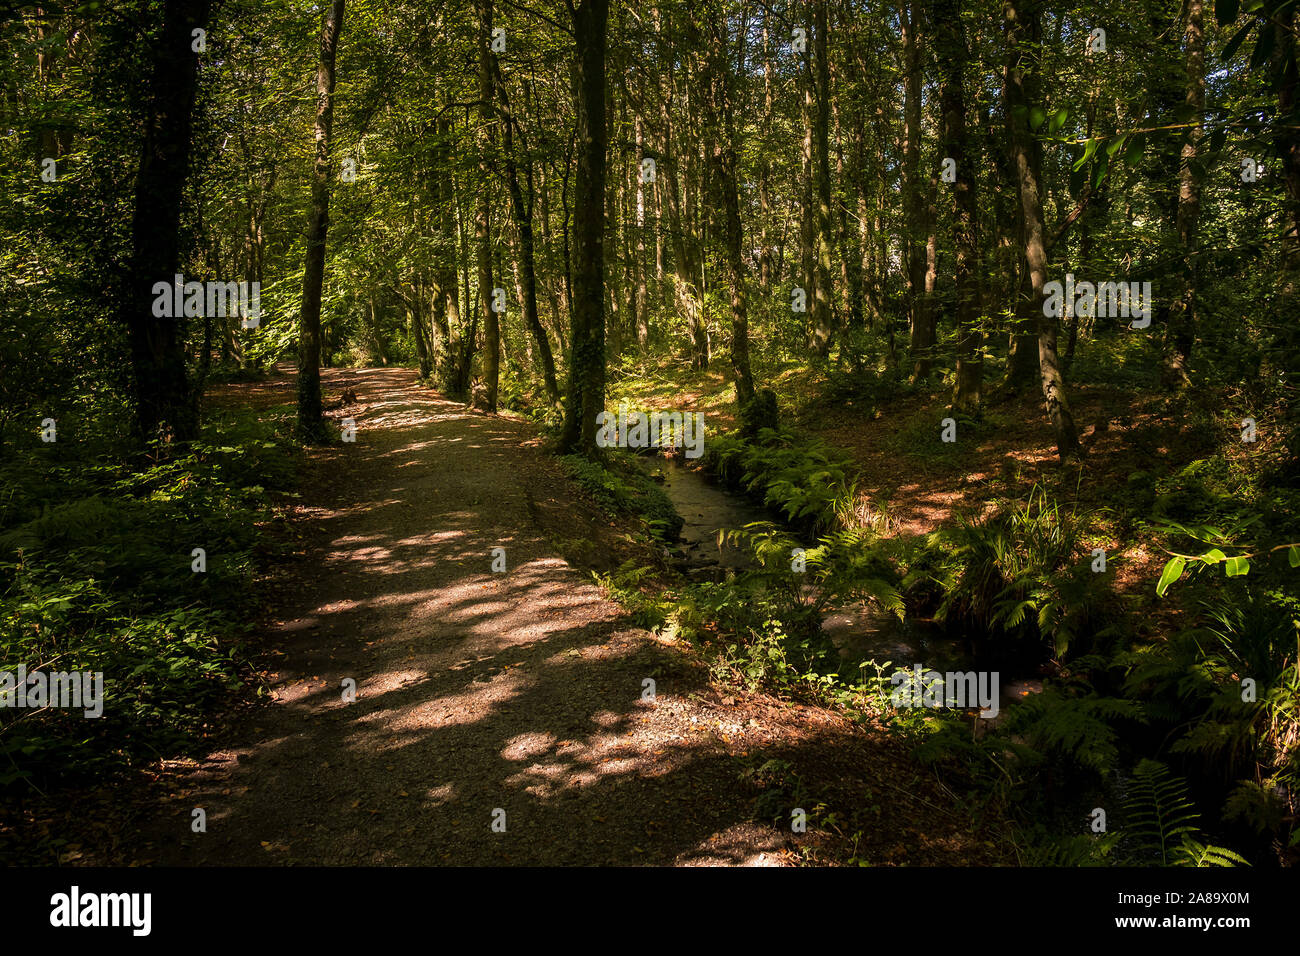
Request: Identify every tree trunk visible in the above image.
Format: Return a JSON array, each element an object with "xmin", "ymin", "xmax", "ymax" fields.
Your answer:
[
  {"xmin": 559, "ymin": 0, "xmax": 608, "ymax": 455},
  {"xmin": 122, "ymin": 0, "xmax": 211, "ymax": 445},
  {"xmin": 1164, "ymin": 0, "xmax": 1205, "ymax": 386},
  {"xmin": 937, "ymin": 0, "xmax": 982, "ymax": 412},
  {"xmin": 492, "ymin": 45, "xmax": 559, "ymax": 404},
  {"xmin": 1279, "ymin": 5, "xmax": 1300, "ymax": 280},
  {"xmin": 809, "ymin": 0, "xmax": 834, "ymax": 358},
  {"xmin": 366, "ymin": 291, "xmax": 388, "ymax": 365},
  {"xmin": 475, "ymin": 0, "xmax": 498, "ymax": 411},
  {"xmin": 913, "ymin": 172, "xmax": 939, "ymax": 382},
  {"xmin": 661, "ymin": 80, "xmax": 707, "ymax": 369},
  {"xmin": 901, "ymin": 0, "xmax": 929, "ymax": 379},
  {"xmin": 431, "ymin": 116, "xmax": 462, "ymax": 393},
  {"xmin": 604, "ymin": 97, "xmax": 623, "ymax": 358},
  {"xmin": 297, "ymin": 0, "xmax": 345, "ymax": 441},
  {"xmin": 634, "ymin": 114, "xmax": 650, "ymax": 348},
  {"xmin": 800, "ymin": 12, "xmax": 815, "ymax": 349},
  {"xmin": 454, "ymin": 159, "xmax": 478, "ymax": 399},
  {"xmin": 994, "ymin": 47, "xmax": 1036, "ymax": 394},
  {"xmin": 706, "ymin": 8, "xmax": 756, "ymax": 407},
  {"xmin": 537, "ymin": 157, "xmax": 566, "ymax": 346},
  {"xmin": 1004, "ymin": 0, "xmax": 1078, "ymax": 459},
  {"xmin": 838, "ymin": 85, "xmax": 866, "ymax": 332},
  {"xmin": 759, "ymin": 19, "xmax": 775, "ymax": 295},
  {"xmin": 410, "ymin": 285, "xmax": 432, "ymax": 379}
]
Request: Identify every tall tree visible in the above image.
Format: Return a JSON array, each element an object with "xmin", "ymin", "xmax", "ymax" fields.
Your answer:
[
  {"xmin": 901, "ymin": 0, "xmax": 932, "ymax": 380},
  {"xmin": 935, "ymin": 0, "xmax": 981, "ymax": 412},
  {"xmin": 659, "ymin": 32, "xmax": 709, "ymax": 370},
  {"xmin": 808, "ymin": 0, "xmax": 834, "ymax": 358},
  {"xmin": 633, "ymin": 113, "xmax": 650, "ymax": 348},
  {"xmin": 704, "ymin": 3, "xmax": 756, "ymax": 408},
  {"xmin": 121, "ymin": 0, "xmax": 212, "ymax": 444},
  {"xmin": 475, "ymin": 0, "xmax": 499, "ymax": 412},
  {"xmin": 558, "ymin": 0, "xmax": 609, "ymax": 455},
  {"xmin": 1164, "ymin": 0, "xmax": 1206, "ymax": 386},
  {"xmin": 496, "ymin": 79, "xmax": 559, "ymax": 403},
  {"xmin": 297, "ymin": 0, "xmax": 345, "ymax": 440},
  {"xmin": 1003, "ymin": 0, "xmax": 1077, "ymax": 459},
  {"xmin": 431, "ymin": 114, "xmax": 470, "ymax": 397},
  {"xmin": 1276, "ymin": 3, "xmax": 1300, "ymax": 279}
]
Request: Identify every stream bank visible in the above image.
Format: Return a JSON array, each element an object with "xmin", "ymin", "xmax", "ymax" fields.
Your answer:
[{"xmin": 636, "ymin": 453, "xmax": 1042, "ymax": 716}]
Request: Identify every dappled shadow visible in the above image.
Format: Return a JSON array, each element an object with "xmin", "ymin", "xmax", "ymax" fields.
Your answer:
[
  {"xmin": 116, "ymin": 366, "xmax": 986, "ymax": 866},
  {"xmin": 813, "ymin": 383, "xmax": 1208, "ymax": 539},
  {"xmin": 119, "ymin": 367, "xmax": 810, "ymax": 865}
]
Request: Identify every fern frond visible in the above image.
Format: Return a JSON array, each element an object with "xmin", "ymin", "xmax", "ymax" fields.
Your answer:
[
  {"xmin": 1174, "ymin": 836, "xmax": 1249, "ymax": 868},
  {"xmin": 1123, "ymin": 760, "xmax": 1202, "ymax": 865}
]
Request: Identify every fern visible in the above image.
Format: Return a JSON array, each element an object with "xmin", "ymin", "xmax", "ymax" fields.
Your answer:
[
  {"xmin": 1175, "ymin": 837, "xmax": 1250, "ymax": 867},
  {"xmin": 0, "ymin": 496, "xmax": 137, "ymax": 555},
  {"xmin": 1125, "ymin": 593, "xmax": 1300, "ymax": 797},
  {"xmin": 704, "ymin": 426, "xmax": 858, "ymax": 533},
  {"xmin": 1121, "ymin": 760, "xmax": 1247, "ymax": 866},
  {"xmin": 1021, "ymin": 832, "xmax": 1120, "ymax": 866},
  {"xmin": 1222, "ymin": 779, "xmax": 1289, "ymax": 834},
  {"xmin": 1123, "ymin": 759, "xmax": 1202, "ymax": 865},
  {"xmin": 1005, "ymin": 688, "xmax": 1143, "ymax": 773}
]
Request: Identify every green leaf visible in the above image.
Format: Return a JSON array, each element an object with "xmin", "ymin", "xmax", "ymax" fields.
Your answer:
[
  {"xmin": 1093, "ymin": 154, "xmax": 1110, "ymax": 189},
  {"xmin": 1250, "ymin": 21, "xmax": 1276, "ymax": 71},
  {"xmin": 1215, "ymin": 0, "xmax": 1240, "ymax": 25},
  {"xmin": 1029, "ymin": 106, "xmax": 1047, "ymax": 131},
  {"xmin": 1157, "ymin": 556, "xmax": 1186, "ymax": 596},
  {"xmin": 1200, "ymin": 548, "xmax": 1228, "ymax": 564},
  {"xmin": 1224, "ymin": 555, "xmax": 1250, "ymax": 577},
  {"xmin": 1288, "ymin": 544, "xmax": 1299, "ymax": 568},
  {"xmin": 1106, "ymin": 135, "xmax": 1125, "ymax": 158},
  {"xmin": 1221, "ymin": 21, "xmax": 1254, "ymax": 62},
  {"xmin": 1123, "ymin": 132, "xmax": 1144, "ymax": 165},
  {"xmin": 1048, "ymin": 107, "xmax": 1068, "ymax": 135},
  {"xmin": 1073, "ymin": 136, "xmax": 1102, "ymax": 171}
]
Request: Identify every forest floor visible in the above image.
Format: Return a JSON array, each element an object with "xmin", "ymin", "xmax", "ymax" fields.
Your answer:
[
  {"xmin": 94, "ymin": 366, "xmax": 999, "ymax": 866},
  {"xmin": 609, "ymin": 344, "xmax": 1235, "ymax": 606}
]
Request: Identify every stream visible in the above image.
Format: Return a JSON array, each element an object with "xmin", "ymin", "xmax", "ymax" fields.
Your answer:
[{"xmin": 641, "ymin": 455, "xmax": 1041, "ymax": 716}]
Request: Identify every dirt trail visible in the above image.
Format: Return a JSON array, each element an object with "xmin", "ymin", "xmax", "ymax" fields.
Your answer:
[
  {"xmin": 118, "ymin": 368, "xmax": 798, "ymax": 865},
  {"xmin": 122, "ymin": 367, "xmax": 986, "ymax": 866}
]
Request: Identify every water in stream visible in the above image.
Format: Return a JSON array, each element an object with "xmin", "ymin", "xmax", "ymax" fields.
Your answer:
[
  {"xmin": 651, "ymin": 456, "xmax": 769, "ymax": 570},
  {"xmin": 643, "ymin": 456, "xmax": 1041, "ymax": 714}
]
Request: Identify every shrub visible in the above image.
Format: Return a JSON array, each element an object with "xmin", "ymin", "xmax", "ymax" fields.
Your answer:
[
  {"xmin": 0, "ymin": 410, "xmax": 297, "ymax": 791},
  {"xmin": 559, "ymin": 452, "xmax": 684, "ymax": 541},
  {"xmin": 702, "ymin": 427, "xmax": 857, "ymax": 533},
  {"xmin": 917, "ymin": 487, "xmax": 1120, "ymax": 659}
]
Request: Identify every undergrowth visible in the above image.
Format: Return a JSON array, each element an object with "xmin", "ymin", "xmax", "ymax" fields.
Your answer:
[
  {"xmin": 559, "ymin": 450, "xmax": 684, "ymax": 541},
  {"xmin": 0, "ymin": 406, "xmax": 300, "ymax": 794}
]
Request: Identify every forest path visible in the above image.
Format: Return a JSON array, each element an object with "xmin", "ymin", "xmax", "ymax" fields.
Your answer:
[{"xmin": 124, "ymin": 366, "xmax": 805, "ymax": 865}]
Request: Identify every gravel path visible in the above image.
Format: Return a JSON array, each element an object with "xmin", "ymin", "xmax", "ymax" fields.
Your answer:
[{"xmin": 127, "ymin": 367, "xmax": 807, "ymax": 865}]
